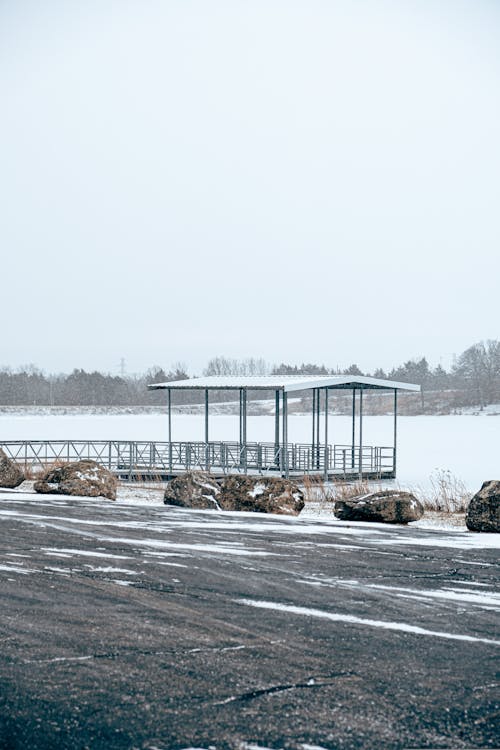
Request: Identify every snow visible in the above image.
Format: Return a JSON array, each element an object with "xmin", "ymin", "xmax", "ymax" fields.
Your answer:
[
  {"xmin": 292, "ymin": 577, "xmax": 500, "ymax": 609},
  {"xmin": 83, "ymin": 535, "xmax": 275, "ymax": 557},
  {"xmin": 148, "ymin": 374, "xmax": 420, "ymax": 392},
  {"xmin": 1, "ymin": 412, "xmax": 498, "ymax": 492},
  {"xmin": 455, "ymin": 402, "xmax": 500, "ymax": 416},
  {"xmin": 377, "ymin": 533, "xmax": 500, "ymax": 550},
  {"xmin": 75, "ymin": 469, "xmax": 102, "ymax": 482},
  {"xmin": 5, "ymin": 494, "xmax": 497, "ymax": 548},
  {"xmin": 84, "ymin": 566, "xmax": 138, "ymax": 574},
  {"xmin": 237, "ymin": 599, "xmax": 500, "ymax": 647},
  {"xmin": 361, "ymin": 583, "xmax": 500, "ymax": 609},
  {"xmin": 0, "ymin": 564, "xmax": 33, "ymax": 574},
  {"xmin": 41, "ymin": 548, "xmax": 133, "ymax": 560},
  {"xmin": 248, "ymin": 482, "xmax": 266, "ymax": 498}
]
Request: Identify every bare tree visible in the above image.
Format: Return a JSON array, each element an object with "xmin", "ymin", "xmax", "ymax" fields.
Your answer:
[
  {"xmin": 204, "ymin": 356, "xmax": 268, "ymax": 377},
  {"xmin": 453, "ymin": 340, "xmax": 500, "ymax": 408}
]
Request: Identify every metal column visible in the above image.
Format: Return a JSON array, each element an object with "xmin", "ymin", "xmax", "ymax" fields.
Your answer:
[
  {"xmin": 315, "ymin": 388, "xmax": 321, "ymax": 468},
  {"xmin": 282, "ymin": 391, "xmax": 289, "ymax": 478},
  {"xmin": 324, "ymin": 387, "xmax": 329, "ymax": 480},
  {"xmin": 242, "ymin": 388, "xmax": 248, "ymax": 473},
  {"xmin": 239, "ymin": 389, "xmax": 243, "ymax": 446},
  {"xmin": 204, "ymin": 388, "xmax": 209, "ymax": 470},
  {"xmin": 351, "ymin": 388, "xmax": 356, "ymax": 469},
  {"xmin": 311, "ymin": 389, "xmax": 316, "ymax": 468},
  {"xmin": 274, "ymin": 390, "xmax": 280, "ymax": 464},
  {"xmin": 393, "ymin": 388, "xmax": 398, "ymax": 477},
  {"xmin": 168, "ymin": 388, "xmax": 172, "ymax": 473},
  {"xmin": 358, "ymin": 389, "xmax": 363, "ymax": 480}
]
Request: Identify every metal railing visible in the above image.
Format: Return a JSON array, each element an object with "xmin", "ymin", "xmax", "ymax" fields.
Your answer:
[{"xmin": 0, "ymin": 439, "xmax": 395, "ymax": 479}]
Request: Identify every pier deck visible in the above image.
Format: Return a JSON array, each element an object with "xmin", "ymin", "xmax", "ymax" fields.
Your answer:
[{"xmin": 1, "ymin": 439, "xmax": 395, "ymax": 481}]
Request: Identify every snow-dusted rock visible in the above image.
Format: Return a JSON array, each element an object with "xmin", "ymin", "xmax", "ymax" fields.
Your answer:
[
  {"xmin": 163, "ymin": 471, "xmax": 222, "ymax": 510},
  {"xmin": 465, "ymin": 480, "xmax": 500, "ymax": 532},
  {"xmin": 34, "ymin": 460, "xmax": 117, "ymax": 500},
  {"xmin": 334, "ymin": 490, "xmax": 424, "ymax": 524},
  {"xmin": 163, "ymin": 472, "xmax": 304, "ymax": 515},
  {"xmin": 0, "ymin": 449, "xmax": 25, "ymax": 488},
  {"xmin": 219, "ymin": 476, "xmax": 304, "ymax": 515}
]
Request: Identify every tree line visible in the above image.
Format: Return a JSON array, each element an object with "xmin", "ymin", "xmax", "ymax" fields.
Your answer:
[{"xmin": 0, "ymin": 340, "xmax": 499, "ymax": 412}]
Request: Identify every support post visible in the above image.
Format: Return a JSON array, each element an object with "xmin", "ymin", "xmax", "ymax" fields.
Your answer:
[
  {"xmin": 351, "ymin": 388, "xmax": 356, "ymax": 469},
  {"xmin": 312, "ymin": 389, "xmax": 316, "ymax": 464},
  {"xmin": 324, "ymin": 387, "xmax": 329, "ymax": 480},
  {"xmin": 128, "ymin": 441, "xmax": 134, "ymax": 481},
  {"xmin": 316, "ymin": 388, "xmax": 321, "ymax": 468},
  {"xmin": 239, "ymin": 389, "xmax": 243, "ymax": 446},
  {"xmin": 168, "ymin": 388, "xmax": 172, "ymax": 473},
  {"xmin": 274, "ymin": 390, "xmax": 280, "ymax": 465},
  {"xmin": 204, "ymin": 388, "xmax": 209, "ymax": 470},
  {"xmin": 393, "ymin": 388, "xmax": 398, "ymax": 477},
  {"xmin": 358, "ymin": 389, "xmax": 363, "ymax": 480},
  {"xmin": 282, "ymin": 391, "xmax": 289, "ymax": 478},
  {"xmin": 242, "ymin": 388, "xmax": 248, "ymax": 473},
  {"xmin": 168, "ymin": 388, "xmax": 172, "ymax": 442}
]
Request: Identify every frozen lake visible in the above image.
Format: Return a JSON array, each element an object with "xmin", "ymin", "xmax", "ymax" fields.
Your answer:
[{"xmin": 0, "ymin": 412, "xmax": 498, "ymax": 493}]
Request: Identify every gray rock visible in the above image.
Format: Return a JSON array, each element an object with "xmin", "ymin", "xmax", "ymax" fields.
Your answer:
[
  {"xmin": 334, "ymin": 489, "xmax": 424, "ymax": 524},
  {"xmin": 0, "ymin": 449, "xmax": 25, "ymax": 488},
  {"xmin": 34, "ymin": 460, "xmax": 117, "ymax": 501},
  {"xmin": 164, "ymin": 471, "xmax": 222, "ymax": 510},
  {"xmin": 465, "ymin": 480, "xmax": 500, "ymax": 532},
  {"xmin": 219, "ymin": 475, "xmax": 304, "ymax": 516}
]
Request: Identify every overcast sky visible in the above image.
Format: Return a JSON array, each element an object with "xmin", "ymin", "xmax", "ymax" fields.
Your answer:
[{"xmin": 1, "ymin": 0, "xmax": 499, "ymax": 376}]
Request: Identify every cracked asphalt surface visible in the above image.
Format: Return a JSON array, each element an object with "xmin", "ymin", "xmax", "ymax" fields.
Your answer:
[{"xmin": 0, "ymin": 491, "xmax": 498, "ymax": 750}]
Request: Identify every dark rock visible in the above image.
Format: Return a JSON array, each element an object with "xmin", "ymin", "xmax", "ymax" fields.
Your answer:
[
  {"xmin": 334, "ymin": 489, "xmax": 424, "ymax": 524},
  {"xmin": 163, "ymin": 473, "xmax": 305, "ymax": 515},
  {"xmin": 465, "ymin": 481, "xmax": 500, "ymax": 532},
  {"xmin": 34, "ymin": 460, "xmax": 117, "ymax": 501},
  {"xmin": 163, "ymin": 471, "xmax": 222, "ymax": 510},
  {"xmin": 219, "ymin": 475, "xmax": 304, "ymax": 516},
  {"xmin": 0, "ymin": 449, "xmax": 25, "ymax": 488}
]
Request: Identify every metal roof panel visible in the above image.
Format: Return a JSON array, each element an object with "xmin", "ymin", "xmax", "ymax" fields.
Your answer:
[{"xmin": 148, "ymin": 375, "xmax": 420, "ymax": 392}]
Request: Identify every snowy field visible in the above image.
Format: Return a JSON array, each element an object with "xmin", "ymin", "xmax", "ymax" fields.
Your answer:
[{"xmin": 0, "ymin": 412, "xmax": 498, "ymax": 493}]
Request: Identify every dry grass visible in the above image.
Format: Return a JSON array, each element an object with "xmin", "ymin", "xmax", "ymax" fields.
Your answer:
[
  {"xmin": 22, "ymin": 460, "xmax": 66, "ymax": 480},
  {"xmin": 302, "ymin": 470, "xmax": 472, "ymax": 515},
  {"xmin": 302, "ymin": 476, "xmax": 381, "ymax": 504},
  {"xmin": 424, "ymin": 469, "xmax": 472, "ymax": 513},
  {"xmin": 119, "ymin": 474, "xmax": 168, "ymax": 491}
]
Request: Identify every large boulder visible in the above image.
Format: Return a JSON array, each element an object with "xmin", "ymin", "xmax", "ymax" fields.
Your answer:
[
  {"xmin": 163, "ymin": 473, "xmax": 305, "ymax": 515},
  {"xmin": 219, "ymin": 476, "xmax": 304, "ymax": 516},
  {"xmin": 466, "ymin": 481, "xmax": 500, "ymax": 532},
  {"xmin": 34, "ymin": 460, "xmax": 117, "ymax": 501},
  {"xmin": 334, "ymin": 489, "xmax": 424, "ymax": 524},
  {"xmin": 163, "ymin": 471, "xmax": 222, "ymax": 510},
  {"xmin": 0, "ymin": 449, "xmax": 25, "ymax": 488}
]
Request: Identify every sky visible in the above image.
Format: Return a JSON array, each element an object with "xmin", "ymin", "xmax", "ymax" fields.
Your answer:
[{"xmin": 1, "ymin": 0, "xmax": 499, "ymax": 376}]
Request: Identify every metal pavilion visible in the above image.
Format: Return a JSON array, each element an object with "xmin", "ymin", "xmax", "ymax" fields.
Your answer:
[{"xmin": 148, "ymin": 375, "xmax": 420, "ymax": 480}]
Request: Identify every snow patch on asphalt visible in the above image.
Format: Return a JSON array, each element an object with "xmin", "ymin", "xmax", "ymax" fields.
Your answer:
[
  {"xmin": 363, "ymin": 583, "xmax": 500, "ymax": 609},
  {"xmin": 0, "ymin": 564, "xmax": 33, "ymax": 574},
  {"xmin": 84, "ymin": 566, "xmax": 139, "ymax": 574},
  {"xmin": 238, "ymin": 599, "xmax": 500, "ymax": 646},
  {"xmin": 107, "ymin": 537, "xmax": 274, "ymax": 557},
  {"xmin": 41, "ymin": 548, "xmax": 133, "ymax": 560},
  {"xmin": 377, "ymin": 534, "xmax": 500, "ymax": 550}
]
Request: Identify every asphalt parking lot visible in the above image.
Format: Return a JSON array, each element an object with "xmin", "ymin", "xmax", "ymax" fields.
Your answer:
[{"xmin": 0, "ymin": 491, "xmax": 498, "ymax": 750}]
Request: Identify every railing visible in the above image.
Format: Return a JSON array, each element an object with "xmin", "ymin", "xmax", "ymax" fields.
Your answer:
[{"xmin": 0, "ymin": 440, "xmax": 395, "ymax": 478}]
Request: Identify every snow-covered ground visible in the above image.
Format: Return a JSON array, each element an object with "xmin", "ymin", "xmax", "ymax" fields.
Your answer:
[
  {"xmin": 0, "ymin": 481, "xmax": 480, "ymax": 534},
  {"xmin": 2, "ymin": 483, "xmax": 499, "ymax": 543},
  {"xmin": 1, "ymin": 412, "xmax": 498, "ymax": 494}
]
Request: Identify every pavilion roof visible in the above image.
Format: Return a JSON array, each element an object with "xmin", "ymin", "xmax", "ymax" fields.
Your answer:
[{"xmin": 148, "ymin": 375, "xmax": 420, "ymax": 393}]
